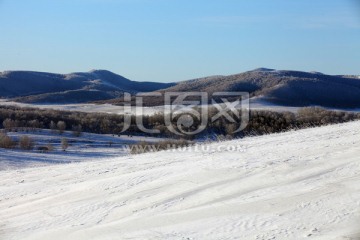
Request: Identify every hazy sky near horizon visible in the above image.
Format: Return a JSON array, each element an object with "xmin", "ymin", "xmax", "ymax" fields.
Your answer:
[{"xmin": 0, "ymin": 0, "xmax": 359, "ymax": 82}]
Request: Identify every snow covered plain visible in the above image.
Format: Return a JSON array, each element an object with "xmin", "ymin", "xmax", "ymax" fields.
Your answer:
[
  {"xmin": 1, "ymin": 98, "xmax": 359, "ymax": 115},
  {"xmin": 0, "ymin": 130, "xmax": 165, "ymax": 170},
  {"xmin": 0, "ymin": 99, "xmax": 163, "ymax": 115},
  {"xmin": 1, "ymin": 121, "xmax": 360, "ymax": 239}
]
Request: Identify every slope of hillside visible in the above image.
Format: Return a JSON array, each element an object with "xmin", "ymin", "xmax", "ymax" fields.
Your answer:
[
  {"xmin": 161, "ymin": 69, "xmax": 360, "ymax": 108},
  {"xmin": 0, "ymin": 70, "xmax": 175, "ymax": 103},
  {"xmin": 1, "ymin": 121, "xmax": 360, "ymax": 239},
  {"xmin": 2, "ymin": 68, "xmax": 360, "ymax": 108}
]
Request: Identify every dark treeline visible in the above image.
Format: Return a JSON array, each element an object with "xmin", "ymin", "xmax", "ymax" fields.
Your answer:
[{"xmin": 0, "ymin": 105, "xmax": 359, "ymax": 140}]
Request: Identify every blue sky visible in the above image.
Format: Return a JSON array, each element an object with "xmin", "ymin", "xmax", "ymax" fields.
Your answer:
[{"xmin": 0, "ymin": 0, "xmax": 359, "ymax": 82}]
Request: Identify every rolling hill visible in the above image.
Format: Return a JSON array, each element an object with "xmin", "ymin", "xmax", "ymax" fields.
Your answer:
[
  {"xmin": 159, "ymin": 68, "xmax": 360, "ymax": 108},
  {"xmin": 1, "ymin": 68, "xmax": 360, "ymax": 108},
  {"xmin": 0, "ymin": 70, "xmax": 175, "ymax": 103}
]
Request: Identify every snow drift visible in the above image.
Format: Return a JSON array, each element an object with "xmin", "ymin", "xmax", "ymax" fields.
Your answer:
[{"xmin": 1, "ymin": 121, "xmax": 360, "ymax": 239}]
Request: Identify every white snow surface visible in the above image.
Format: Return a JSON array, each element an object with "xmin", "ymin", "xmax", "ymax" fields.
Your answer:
[
  {"xmin": 1, "ymin": 122, "xmax": 360, "ymax": 240},
  {"xmin": 1, "ymin": 98, "xmax": 359, "ymax": 115},
  {"xmin": 0, "ymin": 130, "xmax": 167, "ymax": 171}
]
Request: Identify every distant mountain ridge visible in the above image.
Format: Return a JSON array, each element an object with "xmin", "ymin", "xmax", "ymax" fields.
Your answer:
[
  {"xmin": 1, "ymin": 68, "xmax": 360, "ymax": 108},
  {"xmin": 0, "ymin": 70, "xmax": 175, "ymax": 103},
  {"xmin": 158, "ymin": 68, "xmax": 360, "ymax": 108}
]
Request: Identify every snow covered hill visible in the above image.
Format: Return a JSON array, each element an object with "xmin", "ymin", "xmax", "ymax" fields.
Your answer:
[
  {"xmin": 1, "ymin": 122, "xmax": 360, "ymax": 239},
  {"xmin": 0, "ymin": 70, "xmax": 174, "ymax": 103}
]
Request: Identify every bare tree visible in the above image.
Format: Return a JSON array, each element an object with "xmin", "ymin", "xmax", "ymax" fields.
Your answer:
[
  {"xmin": 3, "ymin": 119, "xmax": 15, "ymax": 131},
  {"xmin": 61, "ymin": 138, "xmax": 69, "ymax": 151},
  {"xmin": 72, "ymin": 124, "xmax": 82, "ymax": 137},
  {"xmin": 0, "ymin": 133, "xmax": 17, "ymax": 149},
  {"xmin": 50, "ymin": 121, "xmax": 57, "ymax": 133},
  {"xmin": 19, "ymin": 136, "xmax": 35, "ymax": 150},
  {"xmin": 57, "ymin": 121, "xmax": 66, "ymax": 134}
]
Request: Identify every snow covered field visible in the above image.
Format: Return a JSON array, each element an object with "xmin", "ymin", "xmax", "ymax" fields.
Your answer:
[
  {"xmin": 0, "ymin": 99, "xmax": 163, "ymax": 115},
  {"xmin": 1, "ymin": 121, "xmax": 360, "ymax": 239},
  {"xmin": 0, "ymin": 130, "xmax": 165, "ymax": 170},
  {"xmin": 1, "ymin": 98, "xmax": 359, "ymax": 116}
]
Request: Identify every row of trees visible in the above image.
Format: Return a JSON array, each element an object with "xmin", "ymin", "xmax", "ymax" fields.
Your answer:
[
  {"xmin": 0, "ymin": 105, "xmax": 359, "ymax": 140},
  {"xmin": 0, "ymin": 134, "xmax": 38, "ymax": 150},
  {"xmin": 0, "ymin": 133, "xmax": 69, "ymax": 152},
  {"xmin": 3, "ymin": 118, "xmax": 82, "ymax": 137}
]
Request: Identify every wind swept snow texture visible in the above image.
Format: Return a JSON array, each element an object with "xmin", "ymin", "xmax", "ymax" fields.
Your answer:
[{"xmin": 1, "ymin": 122, "xmax": 360, "ymax": 239}]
